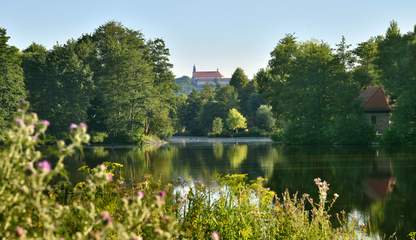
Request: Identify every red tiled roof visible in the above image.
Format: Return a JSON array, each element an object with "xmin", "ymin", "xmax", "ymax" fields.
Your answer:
[
  {"xmin": 193, "ymin": 71, "xmax": 223, "ymax": 78},
  {"xmin": 359, "ymin": 86, "xmax": 391, "ymax": 113}
]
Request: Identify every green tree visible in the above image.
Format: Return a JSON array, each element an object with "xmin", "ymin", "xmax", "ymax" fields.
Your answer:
[
  {"xmin": 38, "ymin": 41, "xmax": 93, "ymax": 134},
  {"xmin": 259, "ymin": 36, "xmax": 373, "ymax": 144},
  {"xmin": 230, "ymin": 67, "xmax": 249, "ymax": 93},
  {"xmin": 90, "ymin": 22, "xmax": 155, "ymax": 142},
  {"xmin": 211, "ymin": 117, "xmax": 223, "ymax": 136},
  {"xmin": 226, "ymin": 108, "xmax": 247, "ymax": 134},
  {"xmin": 0, "ymin": 27, "xmax": 26, "ymax": 131},
  {"xmin": 376, "ymin": 21, "xmax": 416, "ymax": 144},
  {"xmin": 22, "ymin": 43, "xmax": 47, "ymax": 115},
  {"xmin": 352, "ymin": 37, "xmax": 382, "ymax": 88},
  {"xmin": 255, "ymin": 105, "xmax": 276, "ymax": 131}
]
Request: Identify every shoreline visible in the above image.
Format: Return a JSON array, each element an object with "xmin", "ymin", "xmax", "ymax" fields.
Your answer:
[{"xmin": 168, "ymin": 136, "xmax": 273, "ymax": 143}]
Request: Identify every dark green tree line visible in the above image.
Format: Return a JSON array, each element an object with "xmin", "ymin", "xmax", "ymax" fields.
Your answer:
[{"xmin": 0, "ymin": 28, "xmax": 26, "ymax": 132}]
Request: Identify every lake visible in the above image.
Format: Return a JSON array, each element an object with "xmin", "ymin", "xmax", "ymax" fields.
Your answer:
[{"xmin": 67, "ymin": 141, "xmax": 416, "ymax": 239}]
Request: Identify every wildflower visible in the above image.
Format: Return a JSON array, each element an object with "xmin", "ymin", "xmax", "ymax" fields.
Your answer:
[
  {"xmin": 40, "ymin": 120, "xmax": 50, "ymax": 127},
  {"xmin": 15, "ymin": 226, "xmax": 25, "ymax": 238},
  {"xmin": 79, "ymin": 122, "xmax": 87, "ymax": 130},
  {"xmin": 159, "ymin": 191, "xmax": 166, "ymax": 198},
  {"xmin": 15, "ymin": 118, "xmax": 24, "ymax": 127},
  {"xmin": 130, "ymin": 236, "xmax": 143, "ymax": 240},
  {"xmin": 69, "ymin": 123, "xmax": 78, "ymax": 130},
  {"xmin": 211, "ymin": 231, "xmax": 220, "ymax": 240},
  {"xmin": 137, "ymin": 191, "xmax": 145, "ymax": 199},
  {"xmin": 106, "ymin": 173, "xmax": 113, "ymax": 182},
  {"xmin": 100, "ymin": 211, "xmax": 112, "ymax": 225},
  {"xmin": 37, "ymin": 160, "xmax": 51, "ymax": 173},
  {"xmin": 99, "ymin": 164, "xmax": 107, "ymax": 171}
]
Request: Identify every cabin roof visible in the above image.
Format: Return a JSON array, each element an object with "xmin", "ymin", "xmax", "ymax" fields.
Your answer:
[{"xmin": 359, "ymin": 86, "xmax": 391, "ymax": 113}]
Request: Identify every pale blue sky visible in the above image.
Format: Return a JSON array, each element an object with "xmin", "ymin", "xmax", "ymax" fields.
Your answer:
[{"xmin": 1, "ymin": 0, "xmax": 416, "ymax": 78}]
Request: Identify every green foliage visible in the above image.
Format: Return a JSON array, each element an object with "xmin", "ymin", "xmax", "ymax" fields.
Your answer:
[
  {"xmin": 230, "ymin": 67, "xmax": 249, "ymax": 93},
  {"xmin": 226, "ymin": 108, "xmax": 247, "ymax": 134},
  {"xmin": 258, "ymin": 35, "xmax": 374, "ymax": 145},
  {"xmin": 0, "ymin": 27, "xmax": 26, "ymax": 131},
  {"xmin": 0, "ymin": 108, "xmax": 179, "ymax": 239},
  {"xmin": 255, "ymin": 105, "xmax": 276, "ymax": 131},
  {"xmin": 21, "ymin": 22, "xmax": 178, "ymax": 143},
  {"xmin": 181, "ymin": 174, "xmax": 357, "ymax": 240},
  {"xmin": 91, "ymin": 132, "xmax": 109, "ymax": 144},
  {"xmin": 211, "ymin": 117, "xmax": 223, "ymax": 136},
  {"xmin": 376, "ymin": 22, "xmax": 416, "ymax": 145}
]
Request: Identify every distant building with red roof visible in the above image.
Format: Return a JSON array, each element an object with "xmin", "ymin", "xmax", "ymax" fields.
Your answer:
[
  {"xmin": 359, "ymin": 86, "xmax": 391, "ymax": 133},
  {"xmin": 191, "ymin": 65, "xmax": 230, "ymax": 89}
]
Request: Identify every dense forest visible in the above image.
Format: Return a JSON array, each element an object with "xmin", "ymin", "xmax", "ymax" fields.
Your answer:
[{"xmin": 1, "ymin": 21, "xmax": 416, "ymax": 145}]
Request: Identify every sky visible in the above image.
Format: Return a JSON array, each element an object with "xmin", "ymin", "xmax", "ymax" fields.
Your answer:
[{"xmin": 1, "ymin": 0, "xmax": 416, "ymax": 78}]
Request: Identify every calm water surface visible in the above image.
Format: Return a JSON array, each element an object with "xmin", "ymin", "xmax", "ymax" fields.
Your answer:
[{"xmin": 67, "ymin": 142, "xmax": 416, "ymax": 239}]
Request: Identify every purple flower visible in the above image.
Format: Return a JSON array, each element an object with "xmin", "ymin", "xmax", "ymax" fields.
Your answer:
[
  {"xmin": 15, "ymin": 118, "xmax": 24, "ymax": 127},
  {"xmin": 159, "ymin": 191, "xmax": 166, "ymax": 198},
  {"xmin": 100, "ymin": 211, "xmax": 112, "ymax": 225},
  {"xmin": 40, "ymin": 120, "xmax": 50, "ymax": 127},
  {"xmin": 137, "ymin": 191, "xmax": 145, "ymax": 199},
  {"xmin": 79, "ymin": 122, "xmax": 87, "ymax": 130},
  {"xmin": 106, "ymin": 173, "xmax": 113, "ymax": 182},
  {"xmin": 15, "ymin": 226, "xmax": 25, "ymax": 238},
  {"xmin": 211, "ymin": 231, "xmax": 220, "ymax": 240},
  {"xmin": 37, "ymin": 160, "xmax": 51, "ymax": 173},
  {"xmin": 69, "ymin": 123, "xmax": 78, "ymax": 130},
  {"xmin": 99, "ymin": 164, "xmax": 107, "ymax": 171}
]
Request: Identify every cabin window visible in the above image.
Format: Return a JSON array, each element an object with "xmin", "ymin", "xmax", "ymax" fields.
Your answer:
[{"xmin": 371, "ymin": 115, "xmax": 377, "ymax": 125}]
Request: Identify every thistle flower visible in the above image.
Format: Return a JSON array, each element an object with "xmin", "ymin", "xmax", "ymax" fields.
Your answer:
[
  {"xmin": 99, "ymin": 164, "xmax": 107, "ymax": 171},
  {"xmin": 15, "ymin": 226, "xmax": 25, "ymax": 238},
  {"xmin": 106, "ymin": 173, "xmax": 113, "ymax": 182},
  {"xmin": 40, "ymin": 120, "xmax": 50, "ymax": 127},
  {"xmin": 100, "ymin": 211, "xmax": 112, "ymax": 225},
  {"xmin": 79, "ymin": 122, "xmax": 87, "ymax": 130},
  {"xmin": 37, "ymin": 160, "xmax": 51, "ymax": 173},
  {"xmin": 159, "ymin": 191, "xmax": 166, "ymax": 198},
  {"xmin": 15, "ymin": 118, "xmax": 24, "ymax": 127},
  {"xmin": 211, "ymin": 231, "xmax": 220, "ymax": 240},
  {"xmin": 137, "ymin": 191, "xmax": 145, "ymax": 199}
]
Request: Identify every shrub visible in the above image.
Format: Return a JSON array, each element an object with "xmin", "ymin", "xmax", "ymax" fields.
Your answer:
[
  {"xmin": 0, "ymin": 107, "xmax": 179, "ymax": 239},
  {"xmin": 180, "ymin": 174, "xmax": 357, "ymax": 240},
  {"xmin": 255, "ymin": 105, "xmax": 276, "ymax": 131},
  {"xmin": 210, "ymin": 117, "xmax": 224, "ymax": 136},
  {"xmin": 91, "ymin": 131, "xmax": 109, "ymax": 144}
]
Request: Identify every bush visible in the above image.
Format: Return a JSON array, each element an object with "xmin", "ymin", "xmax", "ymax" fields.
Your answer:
[
  {"xmin": 0, "ymin": 108, "xmax": 179, "ymax": 239},
  {"xmin": 91, "ymin": 131, "xmax": 109, "ymax": 144},
  {"xmin": 180, "ymin": 174, "xmax": 357, "ymax": 240}
]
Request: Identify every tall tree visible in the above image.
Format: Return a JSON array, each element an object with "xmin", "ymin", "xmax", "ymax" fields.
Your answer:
[
  {"xmin": 229, "ymin": 68, "xmax": 249, "ymax": 93},
  {"xmin": 90, "ymin": 22, "xmax": 155, "ymax": 142},
  {"xmin": 259, "ymin": 36, "xmax": 373, "ymax": 144},
  {"xmin": 22, "ymin": 43, "xmax": 48, "ymax": 116},
  {"xmin": 42, "ymin": 41, "xmax": 93, "ymax": 134},
  {"xmin": 0, "ymin": 27, "xmax": 26, "ymax": 131},
  {"xmin": 377, "ymin": 21, "xmax": 416, "ymax": 144},
  {"xmin": 352, "ymin": 37, "xmax": 382, "ymax": 88}
]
